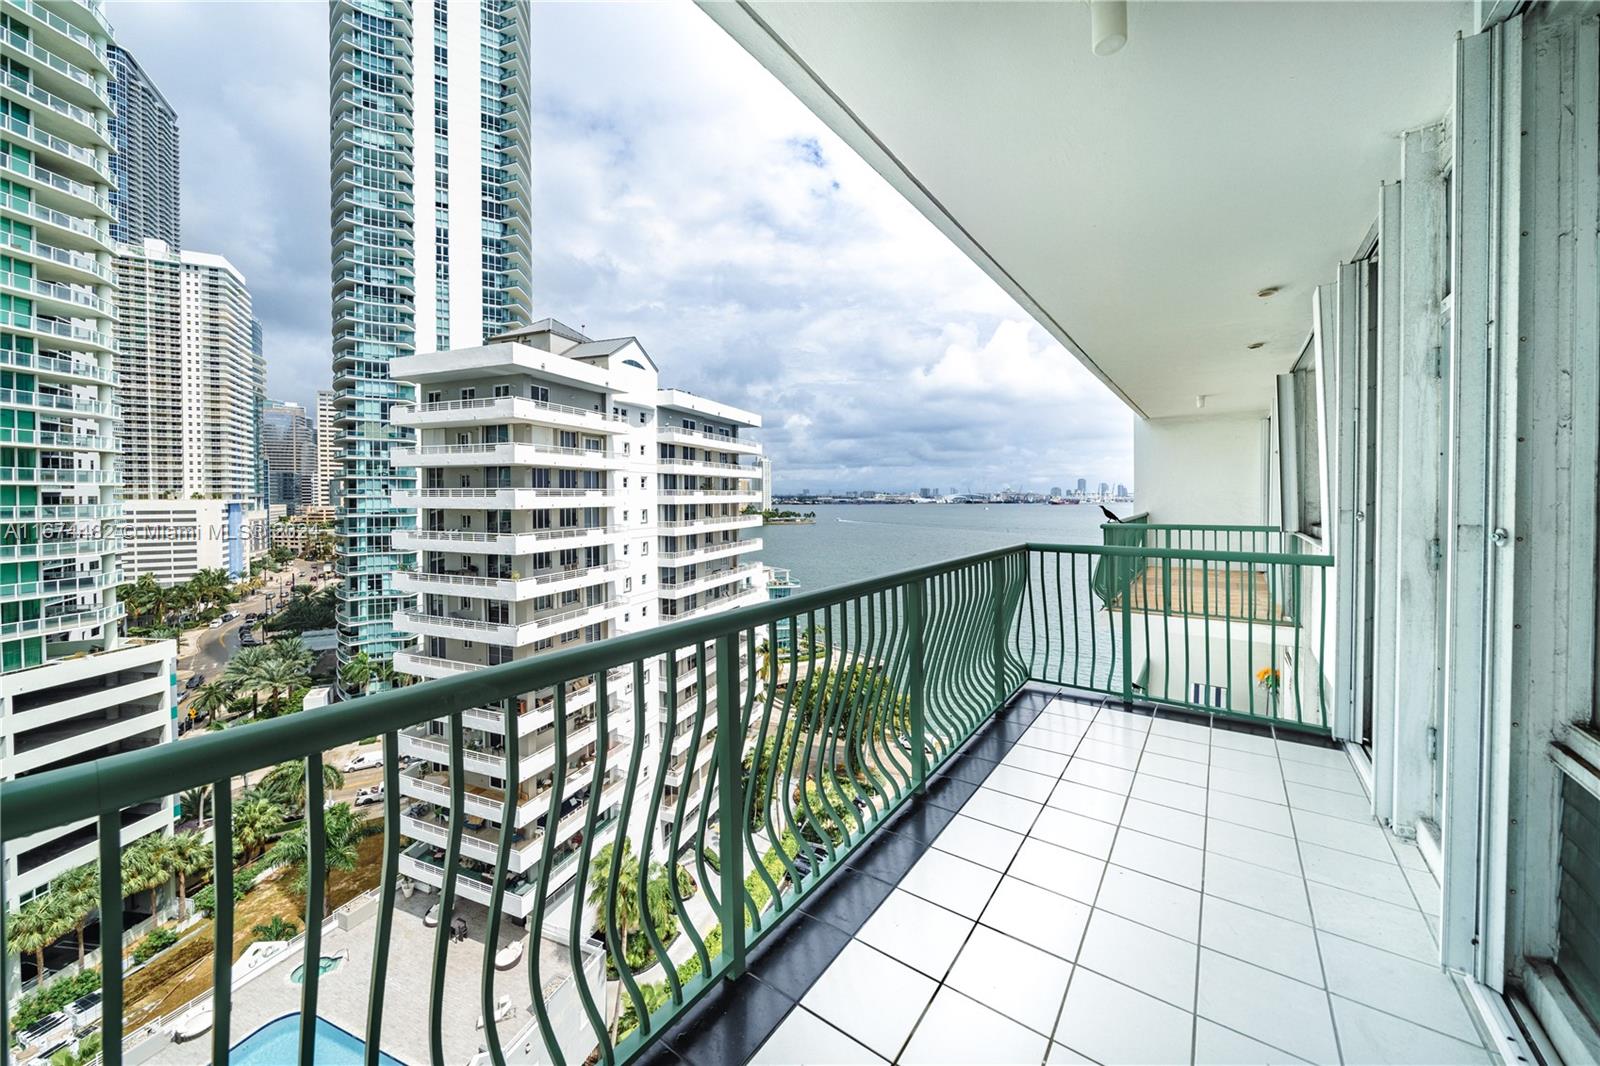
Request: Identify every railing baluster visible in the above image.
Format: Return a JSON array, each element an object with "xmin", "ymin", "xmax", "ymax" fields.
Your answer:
[
  {"xmin": 915, "ymin": 582, "xmax": 928, "ymax": 787},
  {"xmin": 605, "ymin": 662, "xmax": 650, "ymax": 1041},
  {"xmin": 366, "ymin": 730, "xmax": 401, "ymax": 1066},
  {"xmin": 715, "ymin": 631, "xmax": 747, "ymax": 978},
  {"xmin": 567, "ymin": 671, "xmax": 613, "ymax": 1063},
  {"xmin": 741, "ymin": 625, "xmax": 784, "ymax": 929},
  {"xmin": 639, "ymin": 652, "xmax": 682, "ymax": 1004},
  {"xmin": 525, "ymin": 685, "xmax": 569, "ymax": 1065},
  {"xmin": 428, "ymin": 715, "xmax": 463, "ymax": 1066},
  {"xmin": 667, "ymin": 647, "xmax": 711, "ymax": 974},
  {"xmin": 211, "ymin": 779, "xmax": 234, "ymax": 1066},
  {"xmin": 990, "ymin": 556, "xmax": 1006, "ymax": 709},
  {"xmin": 98, "ymin": 813, "xmax": 122, "ymax": 1066},
  {"xmin": 481, "ymin": 705, "xmax": 519, "ymax": 1066},
  {"xmin": 300, "ymin": 755, "xmax": 326, "ymax": 1065}
]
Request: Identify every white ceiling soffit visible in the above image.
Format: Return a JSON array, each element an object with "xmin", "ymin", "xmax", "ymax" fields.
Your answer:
[{"xmin": 699, "ymin": 1, "xmax": 1470, "ymax": 420}]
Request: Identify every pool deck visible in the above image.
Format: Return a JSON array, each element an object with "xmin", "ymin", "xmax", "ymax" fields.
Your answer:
[{"xmin": 140, "ymin": 891, "xmax": 572, "ymax": 1066}]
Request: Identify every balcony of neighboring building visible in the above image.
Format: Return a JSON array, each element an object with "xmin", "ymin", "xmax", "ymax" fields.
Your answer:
[
  {"xmin": 394, "ymin": 556, "xmax": 627, "ymax": 602},
  {"xmin": 657, "ymin": 536, "xmax": 762, "ymax": 567},
  {"xmin": 394, "ymin": 592, "xmax": 626, "ymax": 649}
]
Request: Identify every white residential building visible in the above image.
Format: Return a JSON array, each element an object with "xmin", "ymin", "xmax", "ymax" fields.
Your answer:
[
  {"xmin": 121, "ymin": 498, "xmax": 270, "ymax": 586},
  {"xmin": 113, "ymin": 239, "xmax": 260, "ymax": 501},
  {"xmin": 386, "ymin": 320, "xmax": 762, "ymax": 908},
  {"xmin": 654, "ymin": 392, "xmax": 764, "ymax": 834},
  {"xmin": 314, "ymin": 388, "xmax": 337, "ymax": 509}
]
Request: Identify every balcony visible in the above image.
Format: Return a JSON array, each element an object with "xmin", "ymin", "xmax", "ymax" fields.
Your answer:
[
  {"xmin": 392, "ymin": 485, "xmax": 613, "ymax": 509},
  {"xmin": 390, "ymin": 440, "xmax": 618, "ymax": 469},
  {"xmin": 0, "ymin": 541, "xmax": 1484, "ymax": 1066},
  {"xmin": 395, "ymin": 598, "xmax": 625, "ymax": 647},
  {"xmin": 392, "ymin": 523, "xmax": 623, "ymax": 555},
  {"xmin": 394, "ymin": 560, "xmax": 625, "ymax": 601},
  {"xmin": 659, "ymin": 537, "xmax": 762, "ymax": 565},
  {"xmin": 657, "ymin": 425, "xmax": 762, "ymax": 453},
  {"xmin": 392, "ymin": 395, "xmax": 627, "ymax": 432}
]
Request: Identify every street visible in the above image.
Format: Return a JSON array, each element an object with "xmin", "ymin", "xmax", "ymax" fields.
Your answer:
[{"xmin": 173, "ymin": 560, "xmax": 331, "ymax": 710}]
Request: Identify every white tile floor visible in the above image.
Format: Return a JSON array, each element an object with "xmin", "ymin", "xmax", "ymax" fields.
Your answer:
[{"xmin": 751, "ymin": 697, "xmax": 1495, "ymax": 1065}]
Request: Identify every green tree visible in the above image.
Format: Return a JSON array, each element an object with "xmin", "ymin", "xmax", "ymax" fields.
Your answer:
[
  {"xmin": 338, "ymin": 650, "xmax": 373, "ymax": 695},
  {"xmin": 6, "ymin": 894, "xmax": 68, "ymax": 981},
  {"xmin": 254, "ymin": 654, "xmax": 310, "ymax": 718},
  {"xmin": 53, "ymin": 863, "xmax": 99, "ymax": 964},
  {"xmin": 250, "ymin": 916, "xmax": 297, "ymax": 943},
  {"xmin": 223, "ymin": 645, "xmax": 271, "ymax": 717},
  {"xmin": 266, "ymin": 803, "xmax": 363, "ymax": 910},
  {"xmin": 587, "ymin": 840, "xmax": 642, "ymax": 1043},
  {"xmin": 168, "ymin": 831, "xmax": 211, "ymax": 921},
  {"xmin": 232, "ymin": 797, "xmax": 284, "ymax": 862},
  {"xmin": 120, "ymin": 836, "xmax": 174, "ymax": 917},
  {"xmin": 257, "ymin": 761, "xmax": 343, "ymax": 815},
  {"xmin": 192, "ymin": 680, "xmax": 233, "ymax": 726},
  {"xmin": 178, "ymin": 785, "xmax": 212, "ymax": 826}
]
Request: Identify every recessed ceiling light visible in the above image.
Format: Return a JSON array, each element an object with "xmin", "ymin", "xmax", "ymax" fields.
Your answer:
[
  {"xmin": 1247, "ymin": 342, "xmax": 1265, "ymax": 350},
  {"xmin": 1256, "ymin": 287, "xmax": 1281, "ymax": 299}
]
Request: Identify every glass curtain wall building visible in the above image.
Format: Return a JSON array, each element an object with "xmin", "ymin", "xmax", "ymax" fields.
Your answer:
[{"xmin": 327, "ymin": 0, "xmax": 531, "ymax": 686}]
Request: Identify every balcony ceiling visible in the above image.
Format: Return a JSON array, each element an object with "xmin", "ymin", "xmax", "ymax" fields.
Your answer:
[{"xmin": 702, "ymin": 1, "xmax": 1471, "ymax": 418}]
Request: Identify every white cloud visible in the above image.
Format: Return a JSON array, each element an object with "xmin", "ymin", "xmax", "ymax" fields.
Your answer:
[{"xmin": 105, "ymin": 0, "xmax": 1133, "ymax": 493}]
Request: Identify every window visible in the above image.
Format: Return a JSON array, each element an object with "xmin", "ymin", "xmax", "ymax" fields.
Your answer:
[
  {"xmin": 1277, "ymin": 340, "xmax": 1323, "ymax": 540},
  {"xmin": 426, "ymin": 390, "xmax": 442, "ymax": 404},
  {"xmin": 493, "ymin": 384, "xmax": 510, "ymax": 398},
  {"xmin": 460, "ymin": 387, "xmax": 476, "ymax": 400},
  {"xmin": 531, "ymin": 385, "xmax": 549, "ymax": 403}
]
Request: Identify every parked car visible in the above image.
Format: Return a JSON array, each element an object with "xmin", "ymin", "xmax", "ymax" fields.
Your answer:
[
  {"xmin": 343, "ymin": 751, "xmax": 383, "ymax": 772},
  {"xmin": 207, "ymin": 618, "xmax": 223, "ymax": 630},
  {"xmin": 184, "ymin": 673, "xmax": 203, "ymax": 691},
  {"xmin": 355, "ymin": 785, "xmax": 384, "ymax": 807},
  {"xmin": 221, "ymin": 611, "xmax": 238, "ymax": 622}
]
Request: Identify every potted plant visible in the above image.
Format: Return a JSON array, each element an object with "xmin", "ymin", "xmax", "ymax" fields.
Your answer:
[{"xmin": 1255, "ymin": 667, "xmax": 1281, "ymax": 711}]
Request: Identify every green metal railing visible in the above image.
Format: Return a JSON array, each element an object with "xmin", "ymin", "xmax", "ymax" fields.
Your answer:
[{"xmin": 0, "ymin": 539, "xmax": 1329, "ymax": 1066}]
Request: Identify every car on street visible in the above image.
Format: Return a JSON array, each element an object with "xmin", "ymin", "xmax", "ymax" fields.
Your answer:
[
  {"xmin": 221, "ymin": 611, "xmax": 238, "ymax": 622},
  {"xmin": 355, "ymin": 785, "xmax": 384, "ymax": 807},
  {"xmin": 184, "ymin": 673, "xmax": 203, "ymax": 691},
  {"xmin": 343, "ymin": 751, "xmax": 383, "ymax": 772},
  {"xmin": 207, "ymin": 619, "xmax": 223, "ymax": 630}
]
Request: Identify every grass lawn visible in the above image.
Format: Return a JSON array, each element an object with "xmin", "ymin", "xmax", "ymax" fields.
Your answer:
[{"xmin": 121, "ymin": 834, "xmax": 387, "ymax": 1036}]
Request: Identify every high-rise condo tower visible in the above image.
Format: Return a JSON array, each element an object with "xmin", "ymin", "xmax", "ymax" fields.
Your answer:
[{"xmin": 327, "ymin": 0, "xmax": 532, "ymax": 685}]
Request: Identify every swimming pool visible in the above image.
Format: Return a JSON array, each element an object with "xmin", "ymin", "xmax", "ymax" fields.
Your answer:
[{"xmin": 230, "ymin": 1014, "xmax": 407, "ymax": 1066}]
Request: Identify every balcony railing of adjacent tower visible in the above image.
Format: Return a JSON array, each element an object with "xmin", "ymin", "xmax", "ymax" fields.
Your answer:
[{"xmin": 0, "ymin": 539, "xmax": 1330, "ymax": 1066}]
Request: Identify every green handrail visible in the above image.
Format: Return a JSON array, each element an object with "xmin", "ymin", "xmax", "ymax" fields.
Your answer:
[{"xmin": 0, "ymin": 538, "xmax": 1332, "ymax": 1066}]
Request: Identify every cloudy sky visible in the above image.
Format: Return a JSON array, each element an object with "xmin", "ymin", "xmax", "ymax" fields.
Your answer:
[{"xmin": 106, "ymin": 1, "xmax": 1132, "ymax": 494}]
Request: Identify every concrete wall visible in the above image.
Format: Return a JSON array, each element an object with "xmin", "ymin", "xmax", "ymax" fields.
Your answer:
[{"xmin": 1133, "ymin": 413, "xmax": 1265, "ymax": 526}]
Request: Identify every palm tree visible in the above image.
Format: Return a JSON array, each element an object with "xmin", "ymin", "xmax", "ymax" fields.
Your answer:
[
  {"xmin": 250, "ymin": 916, "xmax": 297, "ymax": 942},
  {"xmin": 54, "ymin": 863, "xmax": 98, "ymax": 963},
  {"xmin": 257, "ymin": 760, "xmax": 344, "ymax": 815},
  {"xmin": 6, "ymin": 896, "xmax": 66, "ymax": 981},
  {"xmin": 755, "ymin": 639, "xmax": 777, "ymax": 685},
  {"xmin": 168, "ymin": 831, "xmax": 211, "ymax": 921},
  {"xmin": 224, "ymin": 646, "xmax": 271, "ymax": 717},
  {"xmin": 121, "ymin": 835, "xmax": 174, "ymax": 917},
  {"xmin": 255, "ymin": 655, "xmax": 311, "ymax": 718},
  {"xmin": 267, "ymin": 803, "xmax": 363, "ymax": 911},
  {"xmin": 232, "ymin": 797, "xmax": 284, "ymax": 863},
  {"xmin": 192, "ymin": 681, "xmax": 233, "ymax": 727},
  {"xmin": 339, "ymin": 650, "xmax": 373, "ymax": 695},
  {"xmin": 270, "ymin": 635, "xmax": 313, "ymax": 667},
  {"xmin": 178, "ymin": 785, "xmax": 212, "ymax": 827},
  {"xmin": 587, "ymin": 840, "xmax": 642, "ymax": 1042}
]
